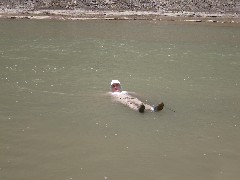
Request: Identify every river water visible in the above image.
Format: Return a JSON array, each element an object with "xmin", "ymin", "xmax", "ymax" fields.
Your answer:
[{"xmin": 0, "ymin": 19, "xmax": 240, "ymax": 180}]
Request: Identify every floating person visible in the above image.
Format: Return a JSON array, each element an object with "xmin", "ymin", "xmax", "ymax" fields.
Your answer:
[{"xmin": 109, "ymin": 80, "xmax": 164, "ymax": 113}]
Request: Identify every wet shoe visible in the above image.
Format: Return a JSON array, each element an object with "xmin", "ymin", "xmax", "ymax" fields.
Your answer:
[
  {"xmin": 154, "ymin": 102, "xmax": 164, "ymax": 112},
  {"xmin": 138, "ymin": 104, "xmax": 145, "ymax": 113}
]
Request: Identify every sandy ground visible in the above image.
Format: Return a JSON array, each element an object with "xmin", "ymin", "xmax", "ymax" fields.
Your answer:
[{"xmin": 0, "ymin": 8, "xmax": 239, "ymax": 24}]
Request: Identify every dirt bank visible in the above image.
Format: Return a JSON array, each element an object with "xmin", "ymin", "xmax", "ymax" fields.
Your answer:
[{"xmin": 0, "ymin": 0, "xmax": 239, "ymax": 23}]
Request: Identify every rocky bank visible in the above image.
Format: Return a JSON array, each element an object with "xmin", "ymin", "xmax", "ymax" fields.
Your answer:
[{"xmin": 0, "ymin": 0, "xmax": 240, "ymax": 23}]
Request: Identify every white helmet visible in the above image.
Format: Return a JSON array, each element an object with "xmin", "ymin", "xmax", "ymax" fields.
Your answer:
[{"xmin": 110, "ymin": 80, "xmax": 121, "ymax": 85}]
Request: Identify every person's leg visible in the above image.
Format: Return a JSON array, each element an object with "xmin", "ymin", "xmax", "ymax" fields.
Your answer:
[
  {"xmin": 114, "ymin": 94, "xmax": 141, "ymax": 111},
  {"xmin": 111, "ymin": 93, "xmax": 164, "ymax": 113},
  {"xmin": 126, "ymin": 100, "xmax": 146, "ymax": 113},
  {"xmin": 123, "ymin": 96, "xmax": 154, "ymax": 113}
]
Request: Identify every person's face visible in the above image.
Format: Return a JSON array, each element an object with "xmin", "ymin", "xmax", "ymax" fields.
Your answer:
[{"xmin": 111, "ymin": 83, "xmax": 121, "ymax": 92}]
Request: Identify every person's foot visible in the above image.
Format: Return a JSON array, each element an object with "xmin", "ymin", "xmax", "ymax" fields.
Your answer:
[
  {"xmin": 138, "ymin": 104, "xmax": 145, "ymax": 113},
  {"xmin": 154, "ymin": 102, "xmax": 164, "ymax": 112}
]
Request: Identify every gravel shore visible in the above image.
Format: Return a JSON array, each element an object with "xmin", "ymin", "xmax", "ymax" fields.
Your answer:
[{"xmin": 0, "ymin": 0, "xmax": 240, "ymax": 23}]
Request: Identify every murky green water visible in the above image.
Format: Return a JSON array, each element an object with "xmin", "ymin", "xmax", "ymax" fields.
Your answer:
[{"xmin": 0, "ymin": 19, "xmax": 240, "ymax": 180}]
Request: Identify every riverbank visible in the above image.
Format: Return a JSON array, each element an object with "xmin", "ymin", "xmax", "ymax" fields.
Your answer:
[
  {"xmin": 1, "ymin": 0, "xmax": 240, "ymax": 23},
  {"xmin": 0, "ymin": 8, "xmax": 240, "ymax": 24}
]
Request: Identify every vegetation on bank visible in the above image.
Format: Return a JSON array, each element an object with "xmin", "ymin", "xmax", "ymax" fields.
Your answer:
[{"xmin": 0, "ymin": 0, "xmax": 239, "ymax": 13}]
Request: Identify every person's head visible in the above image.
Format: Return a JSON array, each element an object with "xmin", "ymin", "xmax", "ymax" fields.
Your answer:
[{"xmin": 110, "ymin": 80, "xmax": 122, "ymax": 92}]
